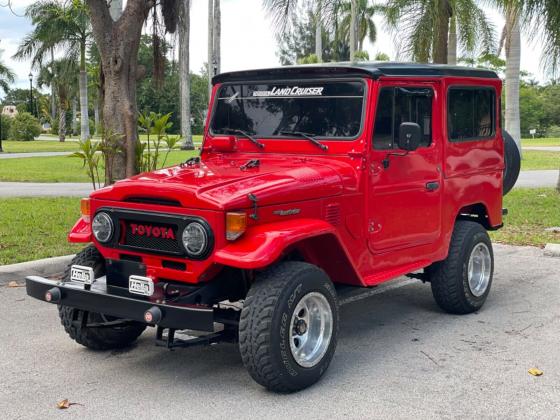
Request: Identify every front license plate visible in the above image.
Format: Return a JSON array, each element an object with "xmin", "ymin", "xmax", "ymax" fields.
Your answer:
[
  {"xmin": 70, "ymin": 265, "xmax": 95, "ymax": 285},
  {"xmin": 129, "ymin": 275, "xmax": 154, "ymax": 297}
]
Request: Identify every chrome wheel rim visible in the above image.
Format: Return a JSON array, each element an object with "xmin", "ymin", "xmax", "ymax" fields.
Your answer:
[
  {"xmin": 468, "ymin": 243, "xmax": 492, "ymax": 297},
  {"xmin": 289, "ymin": 292, "xmax": 333, "ymax": 368}
]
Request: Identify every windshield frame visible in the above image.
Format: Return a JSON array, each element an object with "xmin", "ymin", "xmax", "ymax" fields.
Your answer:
[{"xmin": 208, "ymin": 77, "xmax": 368, "ymax": 142}]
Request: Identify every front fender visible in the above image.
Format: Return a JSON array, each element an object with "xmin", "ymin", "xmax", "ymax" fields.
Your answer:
[{"xmin": 213, "ymin": 219, "xmax": 337, "ymax": 269}]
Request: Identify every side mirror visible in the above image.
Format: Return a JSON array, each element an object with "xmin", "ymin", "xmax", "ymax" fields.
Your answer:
[{"xmin": 397, "ymin": 122, "xmax": 422, "ymax": 151}]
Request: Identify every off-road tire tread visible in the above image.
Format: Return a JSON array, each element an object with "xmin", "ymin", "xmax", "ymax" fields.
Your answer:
[
  {"xmin": 58, "ymin": 245, "xmax": 146, "ymax": 350},
  {"xmin": 429, "ymin": 221, "xmax": 492, "ymax": 314},
  {"xmin": 239, "ymin": 262, "xmax": 335, "ymax": 393}
]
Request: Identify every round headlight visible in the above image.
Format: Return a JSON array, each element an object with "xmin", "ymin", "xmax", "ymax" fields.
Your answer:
[
  {"xmin": 182, "ymin": 222, "xmax": 208, "ymax": 256},
  {"xmin": 92, "ymin": 212, "xmax": 114, "ymax": 243}
]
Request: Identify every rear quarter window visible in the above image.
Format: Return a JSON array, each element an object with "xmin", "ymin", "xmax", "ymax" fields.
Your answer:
[{"xmin": 448, "ymin": 87, "xmax": 496, "ymax": 142}]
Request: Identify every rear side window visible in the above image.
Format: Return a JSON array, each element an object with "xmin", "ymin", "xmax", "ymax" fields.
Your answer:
[
  {"xmin": 373, "ymin": 87, "xmax": 433, "ymax": 150},
  {"xmin": 448, "ymin": 87, "xmax": 495, "ymax": 141}
]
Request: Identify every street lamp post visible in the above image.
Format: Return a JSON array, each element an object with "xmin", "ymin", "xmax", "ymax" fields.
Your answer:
[{"xmin": 28, "ymin": 72, "xmax": 34, "ymax": 117}]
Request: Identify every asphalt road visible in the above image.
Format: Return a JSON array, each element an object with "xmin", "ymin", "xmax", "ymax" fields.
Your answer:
[{"xmin": 0, "ymin": 244, "xmax": 558, "ymax": 419}]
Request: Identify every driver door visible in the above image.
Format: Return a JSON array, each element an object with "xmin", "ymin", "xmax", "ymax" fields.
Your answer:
[{"xmin": 367, "ymin": 82, "xmax": 443, "ymax": 255}]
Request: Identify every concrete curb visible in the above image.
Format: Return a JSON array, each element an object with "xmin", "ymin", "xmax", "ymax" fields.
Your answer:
[
  {"xmin": 0, "ymin": 254, "xmax": 75, "ymax": 285},
  {"xmin": 544, "ymin": 243, "xmax": 560, "ymax": 257}
]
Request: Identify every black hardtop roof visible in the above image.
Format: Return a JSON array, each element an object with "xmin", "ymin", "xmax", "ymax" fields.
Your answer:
[{"xmin": 212, "ymin": 62, "xmax": 499, "ymax": 84}]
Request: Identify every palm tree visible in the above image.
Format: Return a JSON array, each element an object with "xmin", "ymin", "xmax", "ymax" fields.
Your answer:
[
  {"xmin": 385, "ymin": 0, "xmax": 494, "ymax": 64},
  {"xmin": 0, "ymin": 51, "xmax": 15, "ymax": 94},
  {"xmin": 339, "ymin": 0, "xmax": 380, "ymax": 52},
  {"xmin": 15, "ymin": 0, "xmax": 93, "ymax": 141},
  {"xmin": 179, "ymin": 0, "xmax": 194, "ymax": 150},
  {"xmin": 37, "ymin": 59, "xmax": 78, "ymax": 142},
  {"xmin": 263, "ymin": 0, "xmax": 348, "ymax": 61}
]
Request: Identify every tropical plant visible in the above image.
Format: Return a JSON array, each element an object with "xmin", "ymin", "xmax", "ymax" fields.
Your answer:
[
  {"xmin": 37, "ymin": 59, "xmax": 78, "ymax": 142},
  {"xmin": 69, "ymin": 138, "xmax": 102, "ymax": 189},
  {"xmin": 385, "ymin": 0, "xmax": 495, "ymax": 64},
  {"xmin": 15, "ymin": 0, "xmax": 93, "ymax": 141},
  {"xmin": 8, "ymin": 112, "xmax": 42, "ymax": 141},
  {"xmin": 0, "ymin": 115, "xmax": 12, "ymax": 141},
  {"xmin": 138, "ymin": 111, "xmax": 177, "ymax": 172}
]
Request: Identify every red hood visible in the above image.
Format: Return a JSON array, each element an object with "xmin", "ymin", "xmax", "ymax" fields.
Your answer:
[{"xmin": 90, "ymin": 154, "xmax": 358, "ymax": 210}]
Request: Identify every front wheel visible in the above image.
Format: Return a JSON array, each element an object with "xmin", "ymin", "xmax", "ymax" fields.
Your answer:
[
  {"xmin": 239, "ymin": 262, "xmax": 339, "ymax": 393},
  {"xmin": 427, "ymin": 221, "xmax": 494, "ymax": 314},
  {"xmin": 58, "ymin": 245, "xmax": 146, "ymax": 350}
]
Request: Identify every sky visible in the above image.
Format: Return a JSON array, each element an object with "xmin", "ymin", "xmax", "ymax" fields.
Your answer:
[{"xmin": 0, "ymin": 0, "xmax": 549, "ymax": 98}]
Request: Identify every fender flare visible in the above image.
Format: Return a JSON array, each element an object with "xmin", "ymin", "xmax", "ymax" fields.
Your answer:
[{"xmin": 214, "ymin": 219, "xmax": 353, "ymax": 272}]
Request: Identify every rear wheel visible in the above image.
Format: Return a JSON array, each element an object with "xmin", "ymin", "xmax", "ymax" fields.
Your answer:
[
  {"xmin": 427, "ymin": 221, "xmax": 494, "ymax": 314},
  {"xmin": 58, "ymin": 245, "xmax": 146, "ymax": 350},
  {"xmin": 239, "ymin": 262, "xmax": 339, "ymax": 393}
]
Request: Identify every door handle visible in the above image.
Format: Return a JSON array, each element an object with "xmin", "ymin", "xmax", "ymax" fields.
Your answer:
[{"xmin": 426, "ymin": 181, "xmax": 440, "ymax": 191}]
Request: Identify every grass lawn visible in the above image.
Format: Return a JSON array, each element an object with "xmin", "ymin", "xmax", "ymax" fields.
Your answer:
[
  {"xmin": 38, "ymin": 134, "xmax": 204, "ymax": 143},
  {"xmin": 1, "ymin": 140, "xmax": 80, "ymax": 153},
  {"xmin": 521, "ymin": 138, "xmax": 560, "ymax": 147},
  {"xmin": 0, "ymin": 197, "xmax": 84, "ymax": 265},
  {"xmin": 491, "ymin": 188, "xmax": 560, "ymax": 247},
  {"xmin": 521, "ymin": 150, "xmax": 560, "ymax": 170},
  {"xmin": 0, "ymin": 150, "xmax": 198, "ymax": 183}
]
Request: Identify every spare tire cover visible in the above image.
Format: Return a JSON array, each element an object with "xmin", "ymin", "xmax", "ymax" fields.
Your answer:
[{"xmin": 502, "ymin": 130, "xmax": 521, "ymax": 196}]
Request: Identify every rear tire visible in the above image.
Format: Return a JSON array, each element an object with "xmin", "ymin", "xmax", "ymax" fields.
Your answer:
[
  {"xmin": 239, "ymin": 262, "xmax": 339, "ymax": 393},
  {"xmin": 427, "ymin": 221, "xmax": 494, "ymax": 314},
  {"xmin": 58, "ymin": 245, "xmax": 146, "ymax": 350}
]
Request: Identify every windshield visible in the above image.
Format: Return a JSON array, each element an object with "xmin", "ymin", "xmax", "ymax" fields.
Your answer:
[{"xmin": 210, "ymin": 81, "xmax": 365, "ymax": 139}]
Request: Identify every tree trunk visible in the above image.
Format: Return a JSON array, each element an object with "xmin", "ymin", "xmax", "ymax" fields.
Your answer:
[
  {"xmin": 79, "ymin": 42, "xmax": 90, "ymax": 141},
  {"xmin": 433, "ymin": 0, "xmax": 450, "ymax": 64},
  {"xmin": 315, "ymin": 0, "xmax": 322, "ymax": 62},
  {"xmin": 213, "ymin": 0, "xmax": 221, "ymax": 75},
  {"xmin": 447, "ymin": 15, "xmax": 457, "ymax": 65},
  {"xmin": 71, "ymin": 98, "xmax": 78, "ymax": 136},
  {"xmin": 109, "ymin": 0, "xmax": 123, "ymax": 21},
  {"xmin": 350, "ymin": 0, "xmax": 357, "ymax": 61},
  {"xmin": 505, "ymin": 6, "xmax": 522, "ymax": 154},
  {"xmin": 58, "ymin": 105, "xmax": 66, "ymax": 142},
  {"xmin": 208, "ymin": 0, "xmax": 214, "ymax": 102},
  {"xmin": 94, "ymin": 98, "xmax": 100, "ymax": 137},
  {"xmin": 86, "ymin": 0, "xmax": 151, "ymax": 183},
  {"xmin": 50, "ymin": 49, "xmax": 56, "ymax": 122},
  {"xmin": 180, "ymin": 0, "xmax": 194, "ymax": 150}
]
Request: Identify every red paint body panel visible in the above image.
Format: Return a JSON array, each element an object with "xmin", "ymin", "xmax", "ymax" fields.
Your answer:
[{"xmin": 69, "ymin": 74, "xmax": 504, "ymax": 289}]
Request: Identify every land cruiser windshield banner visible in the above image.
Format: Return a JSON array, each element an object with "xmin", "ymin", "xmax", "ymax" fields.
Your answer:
[{"xmin": 211, "ymin": 81, "xmax": 365, "ymax": 139}]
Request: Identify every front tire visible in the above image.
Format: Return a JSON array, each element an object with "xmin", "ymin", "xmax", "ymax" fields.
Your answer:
[
  {"xmin": 427, "ymin": 221, "xmax": 494, "ymax": 314},
  {"xmin": 239, "ymin": 262, "xmax": 339, "ymax": 393},
  {"xmin": 58, "ymin": 245, "xmax": 146, "ymax": 350}
]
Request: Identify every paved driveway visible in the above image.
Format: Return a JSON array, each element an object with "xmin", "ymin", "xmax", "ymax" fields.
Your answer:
[
  {"xmin": 0, "ymin": 244, "xmax": 558, "ymax": 419},
  {"xmin": 0, "ymin": 182, "xmax": 93, "ymax": 197}
]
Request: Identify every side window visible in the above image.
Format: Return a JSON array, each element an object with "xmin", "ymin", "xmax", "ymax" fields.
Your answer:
[
  {"xmin": 448, "ymin": 87, "xmax": 495, "ymax": 141},
  {"xmin": 373, "ymin": 87, "xmax": 433, "ymax": 150}
]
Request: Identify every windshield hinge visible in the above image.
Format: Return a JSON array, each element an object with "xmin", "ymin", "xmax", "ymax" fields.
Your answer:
[{"xmin": 240, "ymin": 159, "xmax": 260, "ymax": 171}]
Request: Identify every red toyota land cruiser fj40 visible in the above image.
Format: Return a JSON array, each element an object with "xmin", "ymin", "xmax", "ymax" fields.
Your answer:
[{"xmin": 26, "ymin": 63, "xmax": 520, "ymax": 392}]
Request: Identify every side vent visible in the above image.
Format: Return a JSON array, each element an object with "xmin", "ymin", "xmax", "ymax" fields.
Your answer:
[
  {"xmin": 325, "ymin": 203, "xmax": 341, "ymax": 226},
  {"xmin": 125, "ymin": 197, "xmax": 181, "ymax": 207}
]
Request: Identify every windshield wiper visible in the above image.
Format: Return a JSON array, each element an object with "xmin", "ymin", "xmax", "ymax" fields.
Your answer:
[
  {"xmin": 223, "ymin": 128, "xmax": 265, "ymax": 149},
  {"xmin": 280, "ymin": 131, "xmax": 328, "ymax": 151}
]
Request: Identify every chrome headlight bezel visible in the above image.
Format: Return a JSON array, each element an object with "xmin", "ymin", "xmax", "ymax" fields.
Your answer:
[
  {"xmin": 92, "ymin": 211, "xmax": 114, "ymax": 243},
  {"xmin": 181, "ymin": 221, "xmax": 210, "ymax": 257}
]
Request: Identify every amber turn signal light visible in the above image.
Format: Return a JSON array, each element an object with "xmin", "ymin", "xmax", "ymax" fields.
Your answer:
[
  {"xmin": 81, "ymin": 198, "xmax": 91, "ymax": 222},
  {"xmin": 226, "ymin": 212, "xmax": 247, "ymax": 241}
]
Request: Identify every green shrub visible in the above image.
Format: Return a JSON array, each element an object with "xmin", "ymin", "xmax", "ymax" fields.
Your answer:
[
  {"xmin": 546, "ymin": 125, "xmax": 560, "ymax": 138},
  {"xmin": 0, "ymin": 115, "xmax": 12, "ymax": 141},
  {"xmin": 8, "ymin": 112, "xmax": 42, "ymax": 141}
]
